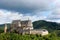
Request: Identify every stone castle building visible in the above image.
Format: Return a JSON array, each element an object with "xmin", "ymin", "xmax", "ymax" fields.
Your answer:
[
  {"xmin": 10, "ymin": 20, "xmax": 33, "ymax": 34},
  {"xmin": 4, "ymin": 20, "xmax": 48, "ymax": 35}
]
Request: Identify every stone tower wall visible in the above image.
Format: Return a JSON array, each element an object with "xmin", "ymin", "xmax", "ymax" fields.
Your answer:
[{"xmin": 4, "ymin": 24, "xmax": 7, "ymax": 33}]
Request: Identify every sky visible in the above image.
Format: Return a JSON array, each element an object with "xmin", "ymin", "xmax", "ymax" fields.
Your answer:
[{"xmin": 0, "ymin": 0, "xmax": 60, "ymax": 24}]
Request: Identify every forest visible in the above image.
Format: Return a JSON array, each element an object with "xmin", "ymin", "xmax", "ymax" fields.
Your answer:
[{"xmin": 0, "ymin": 32, "xmax": 60, "ymax": 40}]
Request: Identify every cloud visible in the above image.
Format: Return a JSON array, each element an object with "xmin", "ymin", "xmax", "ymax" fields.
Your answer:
[
  {"xmin": 0, "ymin": 9, "xmax": 46, "ymax": 24},
  {"xmin": 0, "ymin": 8, "xmax": 60, "ymax": 24},
  {"xmin": 46, "ymin": 8, "xmax": 60, "ymax": 23},
  {"xmin": 0, "ymin": 9, "xmax": 23, "ymax": 24},
  {"xmin": 0, "ymin": 0, "xmax": 60, "ymax": 24},
  {"xmin": 0, "ymin": 0, "xmax": 53, "ymax": 13},
  {"xmin": 47, "ymin": 8, "xmax": 60, "ymax": 19}
]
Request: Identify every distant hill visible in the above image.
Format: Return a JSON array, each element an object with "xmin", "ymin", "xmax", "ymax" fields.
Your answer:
[
  {"xmin": 33, "ymin": 20, "xmax": 60, "ymax": 32},
  {"xmin": 0, "ymin": 24, "xmax": 11, "ymax": 33},
  {"xmin": 0, "ymin": 20, "xmax": 60, "ymax": 32},
  {"xmin": 0, "ymin": 24, "xmax": 10, "ymax": 29}
]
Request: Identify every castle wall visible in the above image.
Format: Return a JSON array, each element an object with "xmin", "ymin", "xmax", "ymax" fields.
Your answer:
[
  {"xmin": 7, "ymin": 20, "xmax": 48, "ymax": 35},
  {"xmin": 30, "ymin": 29, "xmax": 48, "ymax": 35}
]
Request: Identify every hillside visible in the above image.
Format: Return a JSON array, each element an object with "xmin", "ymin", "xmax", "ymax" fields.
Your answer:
[
  {"xmin": 0, "ymin": 20, "xmax": 60, "ymax": 32},
  {"xmin": 0, "ymin": 20, "xmax": 60, "ymax": 38},
  {"xmin": 0, "ymin": 24, "xmax": 10, "ymax": 29},
  {"xmin": 33, "ymin": 20, "xmax": 60, "ymax": 32},
  {"xmin": 0, "ymin": 24, "xmax": 10, "ymax": 33}
]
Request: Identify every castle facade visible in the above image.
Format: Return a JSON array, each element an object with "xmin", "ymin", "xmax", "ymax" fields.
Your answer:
[{"xmin": 4, "ymin": 20, "xmax": 48, "ymax": 35}]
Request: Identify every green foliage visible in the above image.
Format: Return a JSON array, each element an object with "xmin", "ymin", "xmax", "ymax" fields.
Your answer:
[
  {"xmin": 0, "ymin": 20, "xmax": 60, "ymax": 33},
  {"xmin": 0, "ymin": 28, "xmax": 4, "ymax": 33},
  {"xmin": 33, "ymin": 20, "xmax": 60, "ymax": 32},
  {"xmin": 0, "ymin": 33, "xmax": 59, "ymax": 40},
  {"xmin": 0, "ymin": 20, "xmax": 60, "ymax": 40},
  {"xmin": 52, "ymin": 30, "xmax": 60, "ymax": 37}
]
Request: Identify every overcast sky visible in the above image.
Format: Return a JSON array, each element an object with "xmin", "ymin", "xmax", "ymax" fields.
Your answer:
[{"xmin": 0, "ymin": 0, "xmax": 60, "ymax": 24}]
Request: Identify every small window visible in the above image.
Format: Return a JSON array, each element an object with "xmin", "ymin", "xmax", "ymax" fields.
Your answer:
[
  {"xmin": 23, "ymin": 26, "xmax": 25, "ymax": 27},
  {"xmin": 43, "ymin": 30, "xmax": 46, "ymax": 32}
]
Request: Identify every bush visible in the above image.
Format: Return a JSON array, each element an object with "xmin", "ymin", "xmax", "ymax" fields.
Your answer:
[{"xmin": 0, "ymin": 33, "xmax": 59, "ymax": 40}]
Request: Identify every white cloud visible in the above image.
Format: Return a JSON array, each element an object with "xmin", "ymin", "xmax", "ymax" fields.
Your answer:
[
  {"xmin": 0, "ymin": 9, "xmax": 60, "ymax": 24},
  {"xmin": 47, "ymin": 8, "xmax": 60, "ymax": 19},
  {"xmin": 0, "ymin": 0, "xmax": 60, "ymax": 24},
  {"xmin": 46, "ymin": 8, "xmax": 60, "ymax": 23},
  {"xmin": 0, "ymin": 9, "xmax": 46, "ymax": 24},
  {"xmin": 0, "ymin": 9, "xmax": 23, "ymax": 24},
  {"xmin": 46, "ymin": 20, "xmax": 60, "ymax": 23}
]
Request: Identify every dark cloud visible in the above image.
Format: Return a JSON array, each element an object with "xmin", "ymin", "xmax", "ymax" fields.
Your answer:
[
  {"xmin": 0, "ymin": 0, "xmax": 52, "ymax": 13},
  {"xmin": 0, "ymin": 0, "xmax": 60, "ymax": 24}
]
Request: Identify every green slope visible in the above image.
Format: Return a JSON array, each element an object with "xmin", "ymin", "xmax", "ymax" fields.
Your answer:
[
  {"xmin": 0, "ymin": 24, "xmax": 10, "ymax": 33},
  {"xmin": 0, "ymin": 20, "xmax": 60, "ymax": 32},
  {"xmin": 33, "ymin": 20, "xmax": 60, "ymax": 32}
]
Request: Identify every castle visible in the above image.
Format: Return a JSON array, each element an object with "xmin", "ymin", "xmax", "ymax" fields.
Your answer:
[{"xmin": 4, "ymin": 20, "xmax": 48, "ymax": 35}]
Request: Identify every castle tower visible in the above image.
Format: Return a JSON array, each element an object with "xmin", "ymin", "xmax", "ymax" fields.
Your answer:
[
  {"xmin": 18, "ymin": 22, "xmax": 21, "ymax": 27},
  {"xmin": 28, "ymin": 20, "xmax": 33, "ymax": 29},
  {"xmin": 4, "ymin": 24, "xmax": 7, "ymax": 33}
]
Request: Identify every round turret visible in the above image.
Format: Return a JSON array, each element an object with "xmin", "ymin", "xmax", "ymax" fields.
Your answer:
[{"xmin": 4, "ymin": 24, "xmax": 7, "ymax": 33}]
